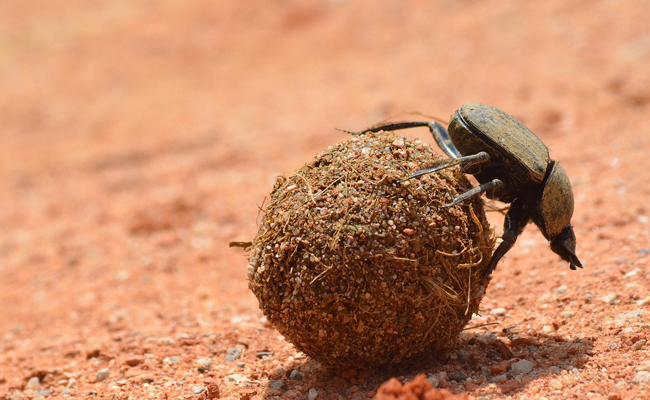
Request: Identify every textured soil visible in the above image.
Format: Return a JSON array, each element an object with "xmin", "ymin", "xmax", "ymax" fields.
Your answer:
[{"xmin": 1, "ymin": 1, "xmax": 649, "ymax": 399}]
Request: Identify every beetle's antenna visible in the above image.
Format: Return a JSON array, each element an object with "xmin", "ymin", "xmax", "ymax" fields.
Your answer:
[
  {"xmin": 404, "ymin": 111, "xmax": 448, "ymax": 125},
  {"xmin": 335, "ymin": 127, "xmax": 360, "ymax": 136}
]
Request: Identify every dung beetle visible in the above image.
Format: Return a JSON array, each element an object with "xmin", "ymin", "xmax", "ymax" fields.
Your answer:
[{"xmin": 355, "ymin": 102, "xmax": 582, "ymax": 280}]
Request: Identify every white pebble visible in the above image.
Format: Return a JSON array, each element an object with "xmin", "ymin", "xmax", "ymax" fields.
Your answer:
[
  {"xmin": 600, "ymin": 293, "xmax": 619, "ymax": 305},
  {"xmin": 637, "ymin": 360, "xmax": 650, "ymax": 372},
  {"xmin": 633, "ymin": 371, "xmax": 650, "ymax": 384},
  {"xmin": 633, "ymin": 339, "xmax": 647, "ymax": 350},
  {"xmin": 26, "ymin": 377, "xmax": 41, "ymax": 390},
  {"xmin": 308, "ymin": 388, "xmax": 319, "ymax": 400},
  {"xmin": 554, "ymin": 285, "xmax": 568, "ymax": 296},
  {"xmin": 193, "ymin": 386, "xmax": 206, "ymax": 394},
  {"xmin": 96, "ymin": 368, "xmax": 110, "ymax": 382},
  {"xmin": 637, "ymin": 297, "xmax": 650, "ymax": 306},
  {"xmin": 624, "ymin": 268, "xmax": 641, "ymax": 278},
  {"xmin": 490, "ymin": 307, "xmax": 506, "ymax": 316}
]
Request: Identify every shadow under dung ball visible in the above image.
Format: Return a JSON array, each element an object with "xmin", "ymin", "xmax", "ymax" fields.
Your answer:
[{"xmin": 248, "ymin": 131, "xmax": 494, "ymax": 368}]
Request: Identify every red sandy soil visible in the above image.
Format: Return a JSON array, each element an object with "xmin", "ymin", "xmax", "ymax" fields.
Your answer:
[{"xmin": 1, "ymin": 1, "xmax": 649, "ymax": 399}]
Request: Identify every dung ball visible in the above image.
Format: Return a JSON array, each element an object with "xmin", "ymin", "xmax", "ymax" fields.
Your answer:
[{"xmin": 248, "ymin": 131, "xmax": 494, "ymax": 368}]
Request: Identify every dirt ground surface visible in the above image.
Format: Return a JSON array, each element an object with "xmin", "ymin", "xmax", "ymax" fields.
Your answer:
[{"xmin": 1, "ymin": 1, "xmax": 649, "ymax": 399}]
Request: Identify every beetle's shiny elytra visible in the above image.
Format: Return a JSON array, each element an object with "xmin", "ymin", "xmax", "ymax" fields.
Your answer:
[{"xmin": 355, "ymin": 102, "xmax": 582, "ymax": 280}]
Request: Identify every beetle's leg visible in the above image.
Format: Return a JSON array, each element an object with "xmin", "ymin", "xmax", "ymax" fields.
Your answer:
[
  {"xmin": 427, "ymin": 121, "xmax": 462, "ymax": 159},
  {"xmin": 400, "ymin": 151, "xmax": 490, "ymax": 182},
  {"xmin": 481, "ymin": 199, "xmax": 529, "ymax": 281},
  {"xmin": 443, "ymin": 179, "xmax": 503, "ymax": 208}
]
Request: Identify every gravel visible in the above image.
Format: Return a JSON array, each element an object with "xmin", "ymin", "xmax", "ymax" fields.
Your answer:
[
  {"xmin": 95, "ymin": 368, "xmax": 110, "ymax": 382},
  {"xmin": 288, "ymin": 369, "xmax": 305, "ymax": 380},
  {"xmin": 193, "ymin": 386, "xmax": 206, "ymax": 394},
  {"xmin": 600, "ymin": 293, "xmax": 619, "ymax": 305},
  {"xmin": 490, "ymin": 307, "xmax": 507, "ymax": 316},
  {"xmin": 225, "ymin": 347, "xmax": 243, "ymax": 362},
  {"xmin": 633, "ymin": 371, "xmax": 650, "ymax": 386},
  {"xmin": 25, "ymin": 377, "xmax": 40, "ymax": 390},
  {"xmin": 511, "ymin": 359, "xmax": 534, "ymax": 375},
  {"xmin": 268, "ymin": 380, "xmax": 284, "ymax": 390}
]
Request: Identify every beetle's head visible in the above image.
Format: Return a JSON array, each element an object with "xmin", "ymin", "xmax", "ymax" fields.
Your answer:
[{"xmin": 533, "ymin": 162, "xmax": 582, "ymax": 270}]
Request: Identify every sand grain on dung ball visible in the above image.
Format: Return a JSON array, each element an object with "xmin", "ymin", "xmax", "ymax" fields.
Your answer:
[{"xmin": 248, "ymin": 131, "xmax": 494, "ymax": 368}]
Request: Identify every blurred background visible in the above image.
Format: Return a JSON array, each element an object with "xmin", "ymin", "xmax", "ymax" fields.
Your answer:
[{"xmin": 1, "ymin": 0, "xmax": 649, "ymax": 396}]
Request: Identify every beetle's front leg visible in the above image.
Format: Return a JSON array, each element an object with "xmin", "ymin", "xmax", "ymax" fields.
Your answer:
[
  {"xmin": 400, "ymin": 151, "xmax": 490, "ymax": 182},
  {"xmin": 443, "ymin": 178, "xmax": 503, "ymax": 208}
]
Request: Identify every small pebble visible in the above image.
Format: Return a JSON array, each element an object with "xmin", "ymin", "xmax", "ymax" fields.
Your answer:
[
  {"xmin": 195, "ymin": 357, "xmax": 212, "ymax": 365},
  {"xmin": 511, "ymin": 359, "xmax": 533, "ymax": 375},
  {"xmin": 633, "ymin": 371, "xmax": 650, "ymax": 385},
  {"xmin": 490, "ymin": 373, "xmax": 507, "ymax": 382},
  {"xmin": 289, "ymin": 369, "xmax": 305, "ymax": 380},
  {"xmin": 308, "ymin": 388, "xmax": 319, "ymax": 400},
  {"xmin": 270, "ymin": 367, "xmax": 285, "ymax": 380},
  {"xmin": 637, "ymin": 297, "xmax": 650, "ymax": 306},
  {"xmin": 521, "ymin": 239, "xmax": 537, "ymax": 248},
  {"xmin": 96, "ymin": 368, "xmax": 110, "ymax": 382},
  {"xmin": 426, "ymin": 373, "xmax": 440, "ymax": 388},
  {"xmin": 624, "ymin": 268, "xmax": 641, "ymax": 278},
  {"xmin": 26, "ymin": 376, "xmax": 41, "ymax": 390},
  {"xmin": 225, "ymin": 347, "xmax": 243, "ymax": 362},
  {"xmin": 448, "ymin": 371, "xmax": 466, "ymax": 382},
  {"xmin": 638, "ymin": 360, "xmax": 650, "ymax": 372},
  {"xmin": 256, "ymin": 351, "xmax": 274, "ymax": 359},
  {"xmin": 490, "ymin": 307, "xmax": 506, "ymax": 316},
  {"xmin": 268, "ymin": 380, "xmax": 284, "ymax": 390},
  {"xmin": 124, "ymin": 356, "xmax": 144, "ymax": 366},
  {"xmin": 197, "ymin": 364, "xmax": 211, "ymax": 373},
  {"xmin": 549, "ymin": 379, "xmax": 563, "ymax": 389},
  {"xmin": 193, "ymin": 386, "xmax": 206, "ymax": 394},
  {"xmin": 600, "ymin": 293, "xmax": 619, "ymax": 305},
  {"xmin": 227, "ymin": 373, "xmax": 246, "ymax": 383},
  {"xmin": 632, "ymin": 339, "xmax": 646, "ymax": 350},
  {"xmin": 163, "ymin": 356, "xmax": 181, "ymax": 365},
  {"xmin": 554, "ymin": 285, "xmax": 568, "ymax": 296}
]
